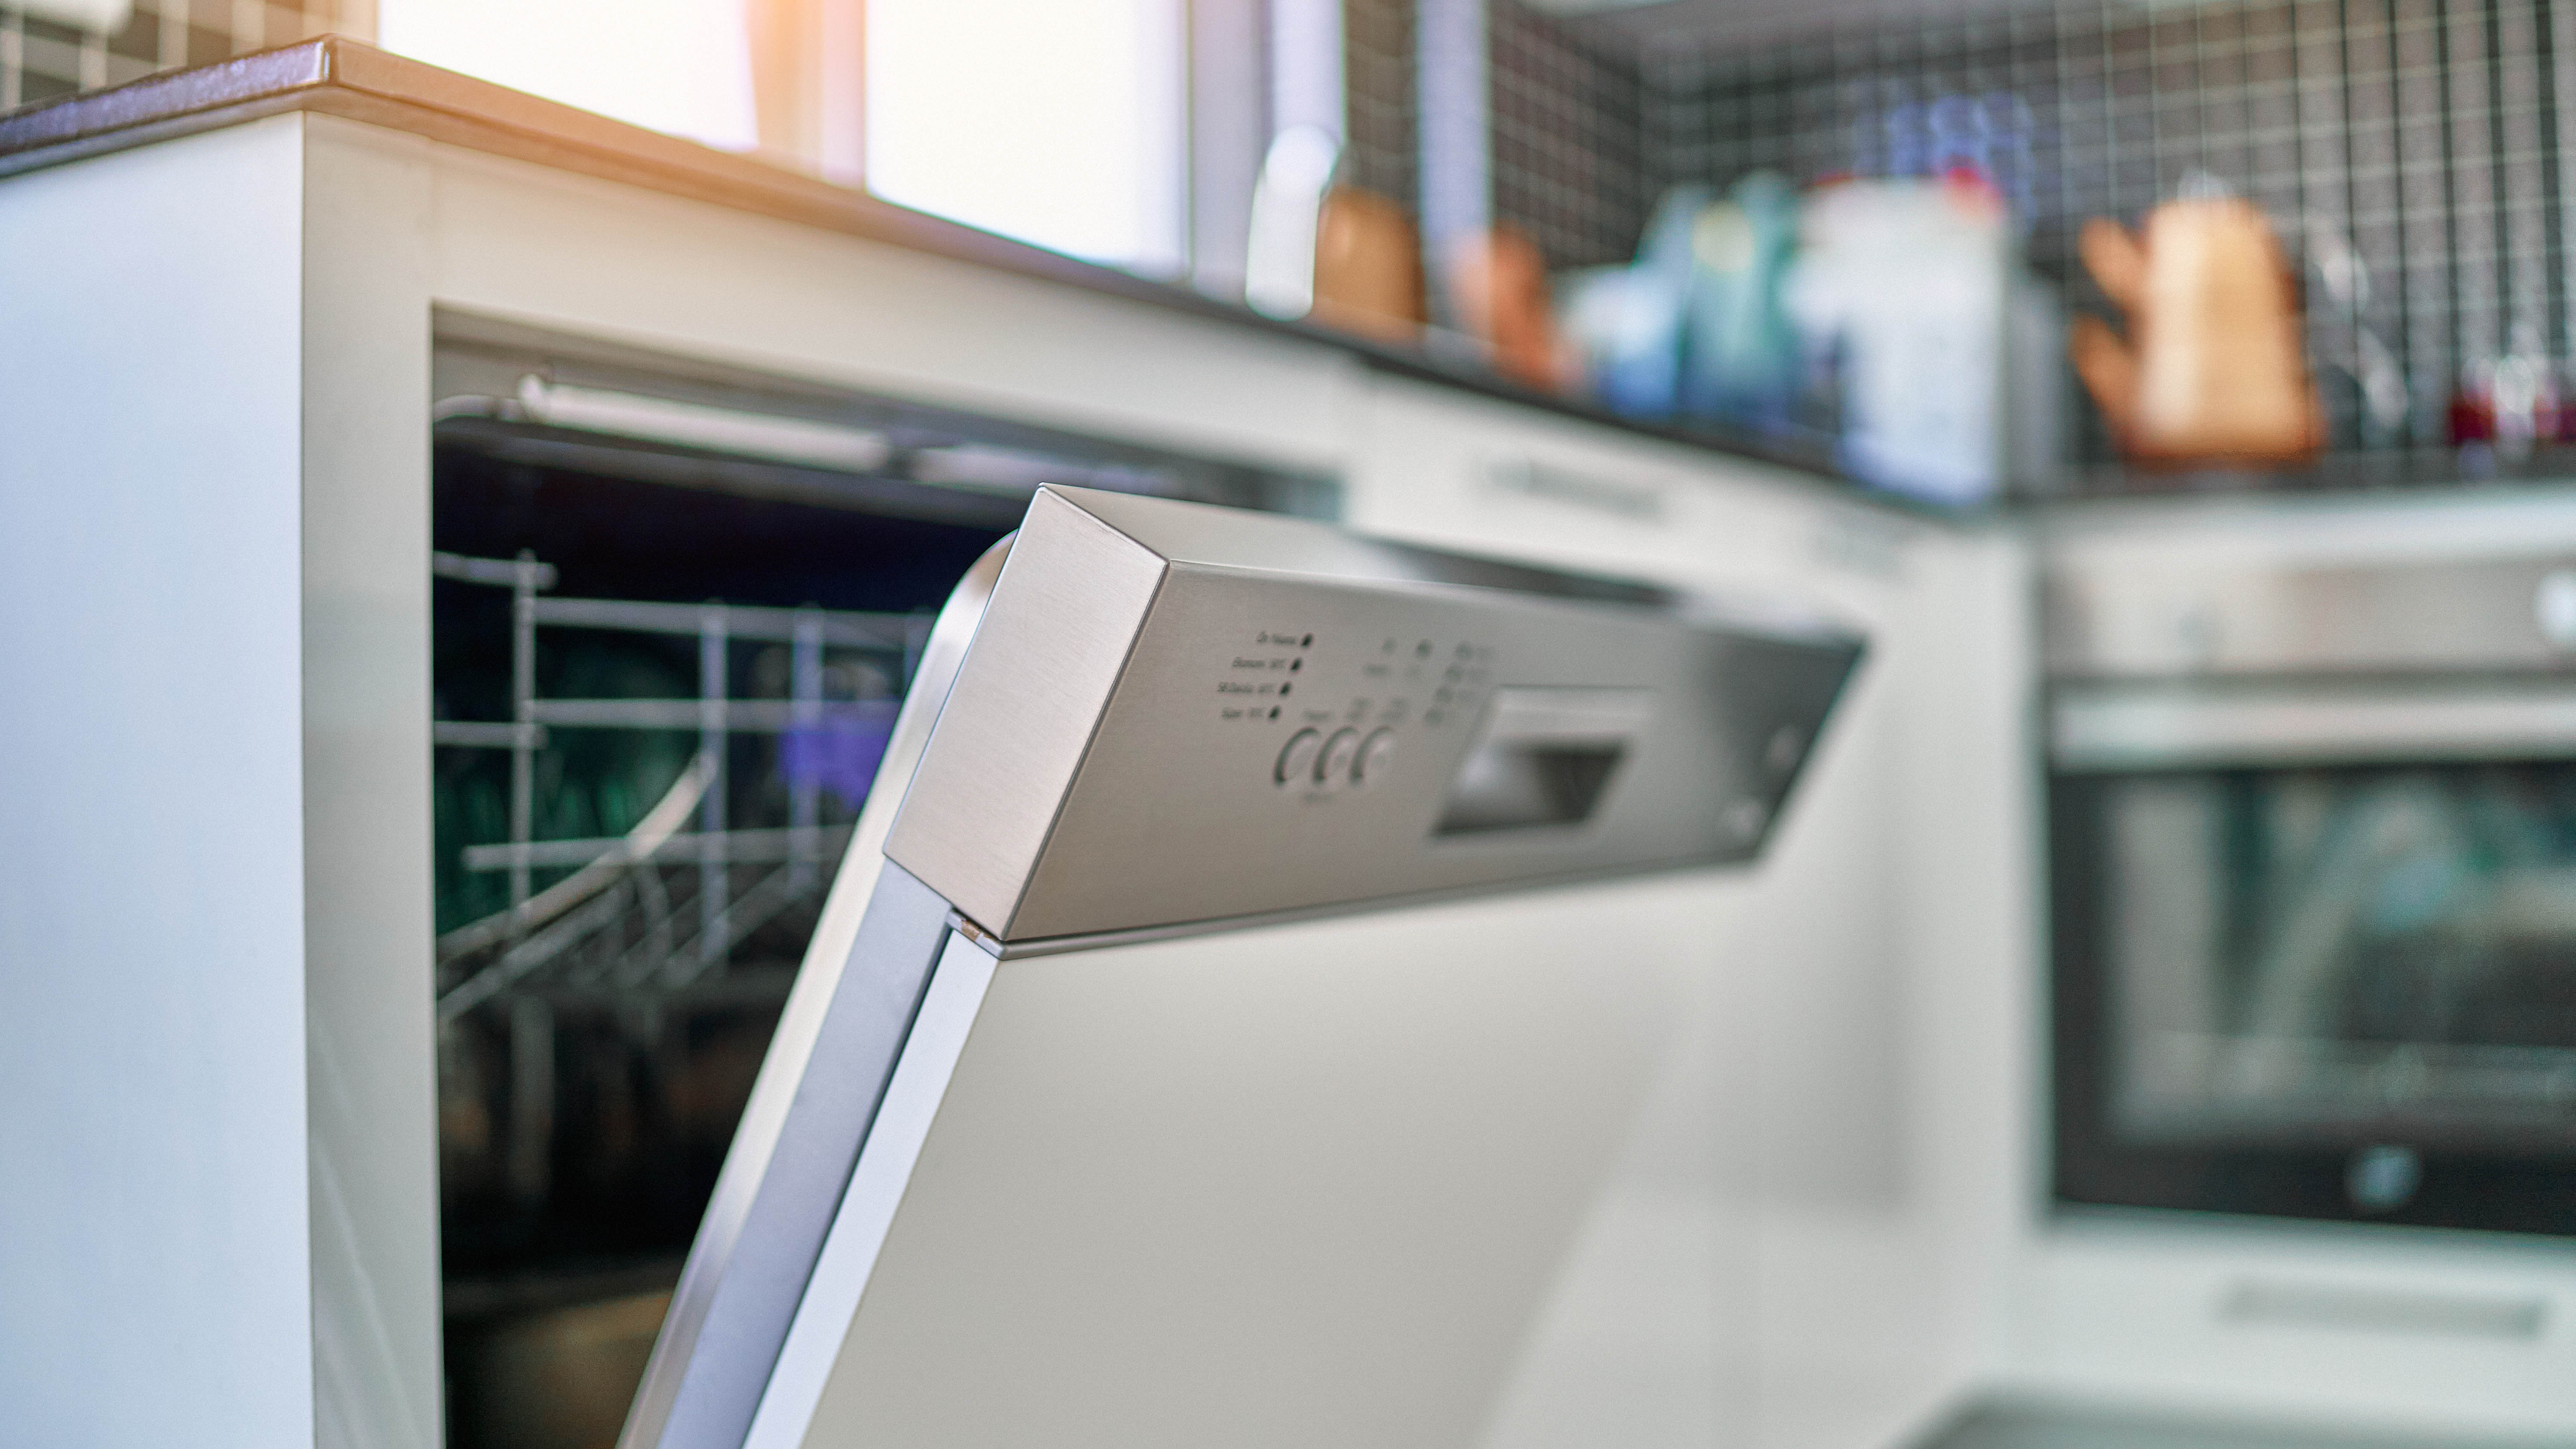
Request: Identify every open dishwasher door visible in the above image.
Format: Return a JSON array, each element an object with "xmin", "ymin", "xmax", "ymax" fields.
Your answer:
[{"xmin": 619, "ymin": 485, "xmax": 1863, "ymax": 1449}]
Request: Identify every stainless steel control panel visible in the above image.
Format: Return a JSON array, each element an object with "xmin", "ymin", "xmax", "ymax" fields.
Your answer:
[{"xmin": 886, "ymin": 486, "xmax": 1863, "ymax": 944}]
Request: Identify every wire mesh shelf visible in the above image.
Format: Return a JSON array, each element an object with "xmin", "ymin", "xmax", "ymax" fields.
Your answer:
[{"xmin": 430, "ymin": 548, "xmax": 922, "ymax": 1023}]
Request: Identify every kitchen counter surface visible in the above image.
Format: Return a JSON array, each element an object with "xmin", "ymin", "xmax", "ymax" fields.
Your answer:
[{"xmin": 0, "ymin": 36, "xmax": 1928, "ymax": 512}]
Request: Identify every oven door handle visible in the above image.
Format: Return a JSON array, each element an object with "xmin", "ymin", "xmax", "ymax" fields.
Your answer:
[{"xmin": 2052, "ymin": 683, "xmax": 2576, "ymax": 770}]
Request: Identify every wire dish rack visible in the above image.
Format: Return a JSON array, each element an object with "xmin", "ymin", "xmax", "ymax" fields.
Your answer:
[{"xmin": 430, "ymin": 548, "xmax": 924, "ymax": 1022}]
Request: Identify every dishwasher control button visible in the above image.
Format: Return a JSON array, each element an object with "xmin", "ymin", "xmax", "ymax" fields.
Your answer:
[
  {"xmin": 1764, "ymin": 725, "xmax": 1806, "ymax": 774},
  {"xmin": 1315, "ymin": 729, "xmax": 1362, "ymax": 788},
  {"xmin": 2539, "ymin": 568, "xmax": 2576, "ymax": 647},
  {"xmin": 1275, "ymin": 729, "xmax": 1322, "ymax": 785},
  {"xmin": 1353, "ymin": 729, "xmax": 1397, "ymax": 787}
]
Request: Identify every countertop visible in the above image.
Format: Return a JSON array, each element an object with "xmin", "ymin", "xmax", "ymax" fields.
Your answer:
[{"xmin": 0, "ymin": 36, "xmax": 1902, "ymax": 508}]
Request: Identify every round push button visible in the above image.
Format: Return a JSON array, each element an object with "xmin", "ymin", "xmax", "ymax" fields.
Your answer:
[
  {"xmin": 1764, "ymin": 725, "xmax": 1805, "ymax": 774},
  {"xmin": 1275, "ymin": 729, "xmax": 1322, "ymax": 786},
  {"xmin": 2540, "ymin": 568, "xmax": 2576, "ymax": 647},
  {"xmin": 1353, "ymin": 728, "xmax": 1397, "ymax": 787},
  {"xmin": 1315, "ymin": 728, "xmax": 1362, "ymax": 788}
]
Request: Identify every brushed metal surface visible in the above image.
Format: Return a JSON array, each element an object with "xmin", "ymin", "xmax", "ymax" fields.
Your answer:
[
  {"xmin": 888, "ymin": 486, "xmax": 1863, "ymax": 942},
  {"xmin": 633, "ymin": 865, "xmax": 950, "ymax": 1449},
  {"xmin": 1919, "ymin": 1397, "xmax": 2542, "ymax": 1449},
  {"xmin": 881, "ymin": 492, "xmax": 1168, "ymax": 932},
  {"xmin": 2046, "ymin": 553, "xmax": 2576, "ymax": 680},
  {"xmin": 2053, "ymin": 683, "xmax": 2576, "ymax": 769},
  {"xmin": 619, "ymin": 540, "xmax": 1009, "ymax": 1449},
  {"xmin": 781, "ymin": 877, "xmax": 1720, "ymax": 1449},
  {"xmin": 740, "ymin": 930, "xmax": 999, "ymax": 1449}
]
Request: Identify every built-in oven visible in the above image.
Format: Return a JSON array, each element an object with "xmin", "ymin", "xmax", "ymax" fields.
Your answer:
[{"xmin": 2047, "ymin": 541, "xmax": 2576, "ymax": 1236}]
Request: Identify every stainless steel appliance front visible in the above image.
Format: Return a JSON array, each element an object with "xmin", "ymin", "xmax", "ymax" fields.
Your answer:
[
  {"xmin": 621, "ymin": 487, "xmax": 1863, "ymax": 1449},
  {"xmin": 2047, "ymin": 540, "xmax": 2576, "ymax": 1235},
  {"xmin": 891, "ymin": 486, "xmax": 1856, "ymax": 943}
]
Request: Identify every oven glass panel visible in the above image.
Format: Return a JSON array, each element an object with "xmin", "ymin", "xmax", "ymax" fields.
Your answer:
[{"xmin": 2056, "ymin": 762, "xmax": 2576, "ymax": 1234}]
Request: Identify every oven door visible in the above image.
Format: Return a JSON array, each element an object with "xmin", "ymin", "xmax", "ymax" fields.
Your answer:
[{"xmin": 2050, "ymin": 682, "xmax": 2576, "ymax": 1235}]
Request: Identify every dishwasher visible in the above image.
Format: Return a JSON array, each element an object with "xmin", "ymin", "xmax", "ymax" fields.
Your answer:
[
  {"xmin": 426, "ymin": 324, "xmax": 1330, "ymax": 1449},
  {"xmin": 616, "ymin": 484, "xmax": 1864, "ymax": 1449}
]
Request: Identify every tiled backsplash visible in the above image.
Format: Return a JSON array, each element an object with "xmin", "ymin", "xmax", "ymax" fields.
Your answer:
[
  {"xmin": 0, "ymin": 1, "xmax": 365, "ymax": 110},
  {"xmin": 1366, "ymin": 0, "xmax": 2576, "ymax": 476},
  {"xmin": 1652, "ymin": 0, "xmax": 2576, "ymax": 468},
  {"xmin": 1346, "ymin": 0, "xmax": 1423, "ymax": 219},
  {"xmin": 1490, "ymin": 0, "xmax": 1645, "ymax": 271}
]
